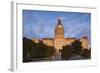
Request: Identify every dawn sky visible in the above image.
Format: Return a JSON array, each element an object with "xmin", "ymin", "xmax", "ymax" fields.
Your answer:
[{"xmin": 23, "ymin": 10, "xmax": 91, "ymax": 42}]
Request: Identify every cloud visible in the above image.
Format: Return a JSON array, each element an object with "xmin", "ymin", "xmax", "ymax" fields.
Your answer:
[
  {"xmin": 64, "ymin": 22, "xmax": 90, "ymax": 37},
  {"xmin": 23, "ymin": 10, "xmax": 91, "ymax": 43}
]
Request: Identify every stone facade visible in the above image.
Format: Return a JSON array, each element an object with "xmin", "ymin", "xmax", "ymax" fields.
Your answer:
[
  {"xmin": 32, "ymin": 19, "xmax": 90, "ymax": 50},
  {"xmin": 42, "ymin": 38, "xmax": 54, "ymax": 47}
]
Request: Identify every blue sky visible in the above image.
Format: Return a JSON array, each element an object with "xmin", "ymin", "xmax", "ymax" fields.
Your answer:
[{"xmin": 23, "ymin": 10, "xmax": 91, "ymax": 42}]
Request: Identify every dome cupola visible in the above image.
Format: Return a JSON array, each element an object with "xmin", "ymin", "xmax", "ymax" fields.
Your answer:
[{"xmin": 55, "ymin": 19, "xmax": 64, "ymax": 38}]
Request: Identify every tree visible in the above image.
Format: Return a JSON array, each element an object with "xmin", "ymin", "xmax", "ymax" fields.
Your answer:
[
  {"xmin": 71, "ymin": 39, "xmax": 83, "ymax": 55},
  {"xmin": 30, "ymin": 40, "xmax": 56, "ymax": 59},
  {"xmin": 61, "ymin": 45, "xmax": 73, "ymax": 60},
  {"xmin": 23, "ymin": 37, "xmax": 33, "ymax": 62},
  {"xmin": 81, "ymin": 49, "xmax": 91, "ymax": 59}
]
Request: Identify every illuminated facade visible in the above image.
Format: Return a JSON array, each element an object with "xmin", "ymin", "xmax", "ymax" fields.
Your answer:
[{"xmin": 32, "ymin": 19, "xmax": 89, "ymax": 50}]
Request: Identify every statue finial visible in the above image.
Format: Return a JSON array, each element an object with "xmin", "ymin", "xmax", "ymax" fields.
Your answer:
[
  {"xmin": 58, "ymin": 16, "xmax": 61, "ymax": 20},
  {"xmin": 58, "ymin": 16, "xmax": 61, "ymax": 24}
]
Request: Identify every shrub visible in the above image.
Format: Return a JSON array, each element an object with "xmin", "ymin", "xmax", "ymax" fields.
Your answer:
[
  {"xmin": 71, "ymin": 40, "xmax": 83, "ymax": 54},
  {"xmin": 61, "ymin": 45, "xmax": 72, "ymax": 60},
  {"xmin": 81, "ymin": 49, "xmax": 91, "ymax": 59}
]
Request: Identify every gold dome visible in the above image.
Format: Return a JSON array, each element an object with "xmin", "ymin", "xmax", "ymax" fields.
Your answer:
[{"xmin": 55, "ymin": 19, "xmax": 64, "ymax": 36}]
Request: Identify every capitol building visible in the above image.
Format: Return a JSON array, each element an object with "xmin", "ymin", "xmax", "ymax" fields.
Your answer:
[{"xmin": 32, "ymin": 19, "xmax": 89, "ymax": 52}]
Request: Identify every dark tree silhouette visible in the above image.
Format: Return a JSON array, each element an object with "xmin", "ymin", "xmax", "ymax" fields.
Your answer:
[
  {"xmin": 61, "ymin": 45, "xmax": 73, "ymax": 60},
  {"xmin": 61, "ymin": 40, "xmax": 83, "ymax": 60},
  {"xmin": 23, "ymin": 37, "xmax": 56, "ymax": 62},
  {"xmin": 30, "ymin": 41, "xmax": 56, "ymax": 58},
  {"xmin": 71, "ymin": 39, "xmax": 83, "ymax": 55},
  {"xmin": 23, "ymin": 37, "xmax": 33, "ymax": 62},
  {"xmin": 81, "ymin": 49, "xmax": 91, "ymax": 59}
]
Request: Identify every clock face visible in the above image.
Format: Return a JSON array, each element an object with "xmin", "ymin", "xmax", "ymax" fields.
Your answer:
[{"xmin": 58, "ymin": 25, "xmax": 62, "ymax": 27}]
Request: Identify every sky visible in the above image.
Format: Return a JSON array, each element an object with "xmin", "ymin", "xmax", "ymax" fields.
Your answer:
[{"xmin": 23, "ymin": 10, "xmax": 91, "ymax": 43}]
